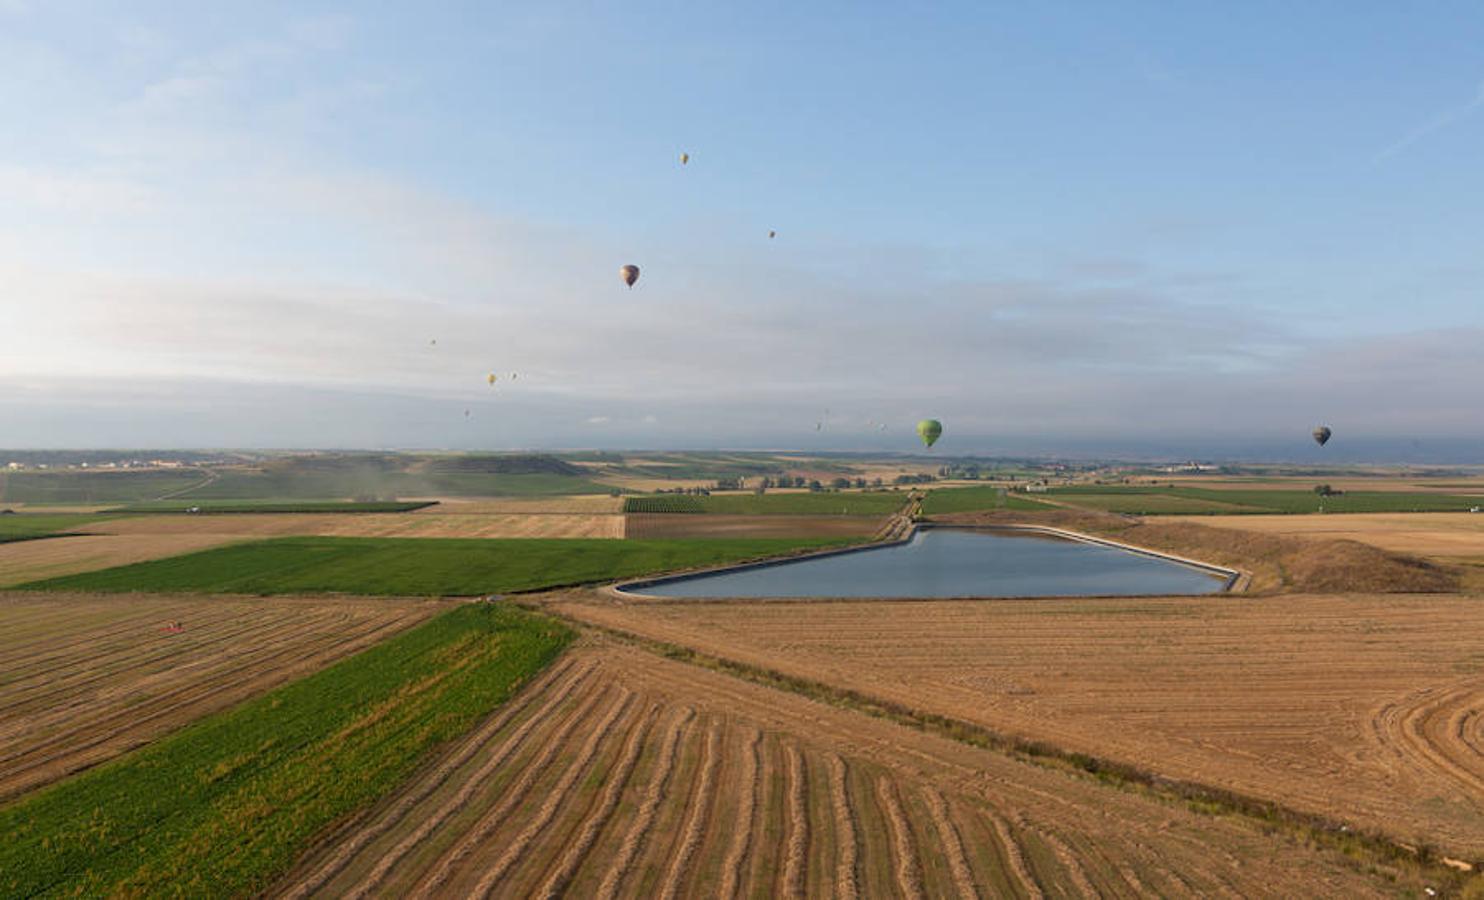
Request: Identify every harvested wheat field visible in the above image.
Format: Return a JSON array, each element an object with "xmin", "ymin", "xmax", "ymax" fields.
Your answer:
[
  {"xmin": 0, "ymin": 533, "xmax": 247, "ymax": 585},
  {"xmin": 552, "ymin": 593, "xmax": 1484, "ymax": 860},
  {"xmin": 1151, "ymin": 512, "xmax": 1484, "ymax": 560},
  {"xmin": 89, "ymin": 512, "xmax": 624, "ymax": 541},
  {"xmin": 275, "ymin": 640, "xmax": 1416, "ymax": 898},
  {"xmin": 0, "ymin": 591, "xmax": 444, "ymax": 799},
  {"xmin": 624, "ymin": 514, "xmax": 883, "ymax": 540}
]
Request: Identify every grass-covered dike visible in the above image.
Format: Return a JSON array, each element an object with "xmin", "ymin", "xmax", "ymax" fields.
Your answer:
[
  {"xmin": 22, "ymin": 535, "xmax": 860, "ymax": 596},
  {"xmin": 0, "ymin": 603, "xmax": 572, "ymax": 898}
]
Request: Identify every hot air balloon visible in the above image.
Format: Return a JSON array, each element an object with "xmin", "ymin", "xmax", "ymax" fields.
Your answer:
[
  {"xmin": 620, "ymin": 264, "xmax": 640, "ymax": 288},
  {"xmin": 1312, "ymin": 426, "xmax": 1332, "ymax": 447},
  {"xmin": 463, "ymin": 409, "xmax": 471, "ymax": 418},
  {"xmin": 487, "ymin": 373, "xmax": 498, "ymax": 387},
  {"xmin": 768, "ymin": 230, "xmax": 776, "ymax": 239},
  {"xmin": 917, "ymin": 419, "xmax": 943, "ymax": 448},
  {"xmin": 510, "ymin": 372, "xmax": 518, "ymax": 380},
  {"xmin": 679, "ymin": 152, "xmax": 689, "ymax": 165}
]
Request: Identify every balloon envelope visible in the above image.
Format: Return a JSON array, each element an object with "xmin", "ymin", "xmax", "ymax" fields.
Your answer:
[
  {"xmin": 679, "ymin": 152, "xmax": 689, "ymax": 165},
  {"xmin": 917, "ymin": 419, "xmax": 943, "ymax": 447},
  {"xmin": 620, "ymin": 264, "xmax": 640, "ymax": 288},
  {"xmin": 1312, "ymin": 426, "xmax": 1332, "ymax": 447},
  {"xmin": 487, "ymin": 373, "xmax": 497, "ymax": 386}
]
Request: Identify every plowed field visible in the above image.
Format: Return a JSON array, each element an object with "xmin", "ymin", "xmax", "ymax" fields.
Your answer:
[
  {"xmin": 0, "ymin": 591, "xmax": 443, "ymax": 799},
  {"xmin": 552, "ymin": 593, "xmax": 1484, "ymax": 859},
  {"xmin": 274, "ymin": 641, "xmax": 1420, "ymax": 898}
]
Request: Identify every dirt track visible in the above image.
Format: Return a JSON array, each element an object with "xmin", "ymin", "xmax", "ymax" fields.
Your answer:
[
  {"xmin": 0, "ymin": 592, "xmax": 444, "ymax": 799},
  {"xmin": 551, "ymin": 592, "xmax": 1484, "ymax": 859},
  {"xmin": 274, "ymin": 641, "xmax": 1410, "ymax": 898}
]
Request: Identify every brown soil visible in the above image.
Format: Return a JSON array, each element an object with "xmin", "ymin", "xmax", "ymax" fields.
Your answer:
[
  {"xmin": 1152, "ymin": 512, "xmax": 1484, "ymax": 560},
  {"xmin": 0, "ymin": 591, "xmax": 444, "ymax": 799},
  {"xmin": 273, "ymin": 640, "xmax": 1438, "ymax": 898},
  {"xmin": 549, "ymin": 592, "xmax": 1484, "ymax": 858},
  {"xmin": 935, "ymin": 508, "xmax": 1460, "ymax": 594}
]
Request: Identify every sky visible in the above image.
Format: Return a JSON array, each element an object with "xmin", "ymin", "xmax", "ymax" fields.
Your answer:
[{"xmin": 3, "ymin": 1, "xmax": 1483, "ymax": 458}]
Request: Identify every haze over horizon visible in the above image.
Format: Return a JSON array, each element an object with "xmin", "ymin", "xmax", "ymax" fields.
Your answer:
[{"xmin": 5, "ymin": 3, "xmax": 1483, "ymax": 454}]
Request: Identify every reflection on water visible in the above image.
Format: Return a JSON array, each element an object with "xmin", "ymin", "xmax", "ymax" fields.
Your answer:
[{"xmin": 629, "ymin": 527, "xmax": 1228, "ymax": 599}]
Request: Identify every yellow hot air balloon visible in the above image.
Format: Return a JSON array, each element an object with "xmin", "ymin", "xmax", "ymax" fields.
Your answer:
[
  {"xmin": 680, "ymin": 152, "xmax": 689, "ymax": 165},
  {"xmin": 487, "ymin": 373, "xmax": 497, "ymax": 387},
  {"xmin": 620, "ymin": 264, "xmax": 640, "ymax": 288}
]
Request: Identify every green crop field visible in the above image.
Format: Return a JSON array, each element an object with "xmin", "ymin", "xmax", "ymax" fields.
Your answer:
[
  {"xmin": 1045, "ymin": 485, "xmax": 1484, "ymax": 515},
  {"xmin": 104, "ymin": 500, "xmax": 437, "ymax": 514},
  {"xmin": 181, "ymin": 469, "xmax": 611, "ymax": 500},
  {"xmin": 23, "ymin": 535, "xmax": 860, "ymax": 596},
  {"xmin": 623, "ymin": 495, "xmax": 708, "ymax": 513},
  {"xmin": 0, "ymin": 470, "xmax": 208, "ymax": 504},
  {"xmin": 0, "ymin": 604, "xmax": 570, "ymax": 898},
  {"xmin": 0, "ymin": 513, "xmax": 106, "ymax": 543},
  {"xmin": 919, "ymin": 486, "xmax": 1054, "ymax": 515},
  {"xmin": 625, "ymin": 491, "xmax": 908, "ymax": 516}
]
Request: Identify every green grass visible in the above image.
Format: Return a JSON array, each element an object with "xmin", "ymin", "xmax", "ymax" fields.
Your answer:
[
  {"xmin": 0, "ymin": 603, "xmax": 571, "ymax": 898},
  {"xmin": 0, "ymin": 513, "xmax": 107, "ymax": 543},
  {"xmin": 22, "ymin": 535, "xmax": 860, "ymax": 596},
  {"xmin": 625, "ymin": 492, "xmax": 908, "ymax": 516},
  {"xmin": 1045, "ymin": 485, "xmax": 1484, "ymax": 515},
  {"xmin": 919, "ymin": 486, "xmax": 1054, "ymax": 515},
  {"xmin": 103, "ymin": 500, "xmax": 437, "ymax": 515}
]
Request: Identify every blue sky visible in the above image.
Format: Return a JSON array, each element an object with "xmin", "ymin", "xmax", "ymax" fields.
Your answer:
[{"xmin": 3, "ymin": 2, "xmax": 1483, "ymax": 455}]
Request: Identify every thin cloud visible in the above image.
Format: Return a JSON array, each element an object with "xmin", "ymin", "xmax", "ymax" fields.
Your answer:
[{"xmin": 1373, "ymin": 79, "xmax": 1484, "ymax": 163}]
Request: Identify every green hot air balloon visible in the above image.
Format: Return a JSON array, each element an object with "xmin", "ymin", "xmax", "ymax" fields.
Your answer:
[{"xmin": 916, "ymin": 419, "xmax": 943, "ymax": 448}]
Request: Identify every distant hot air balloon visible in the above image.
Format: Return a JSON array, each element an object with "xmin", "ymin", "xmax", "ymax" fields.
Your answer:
[
  {"xmin": 1312, "ymin": 425, "xmax": 1332, "ymax": 447},
  {"xmin": 510, "ymin": 372, "xmax": 518, "ymax": 380},
  {"xmin": 679, "ymin": 152, "xmax": 689, "ymax": 165},
  {"xmin": 463, "ymin": 409, "xmax": 471, "ymax": 418},
  {"xmin": 429, "ymin": 338, "xmax": 437, "ymax": 346},
  {"xmin": 768, "ymin": 230, "xmax": 776, "ymax": 239},
  {"xmin": 620, "ymin": 264, "xmax": 640, "ymax": 288},
  {"xmin": 487, "ymin": 373, "xmax": 498, "ymax": 387},
  {"xmin": 917, "ymin": 419, "xmax": 943, "ymax": 448}
]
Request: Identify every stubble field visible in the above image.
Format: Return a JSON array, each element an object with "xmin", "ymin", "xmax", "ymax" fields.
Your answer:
[
  {"xmin": 551, "ymin": 592, "xmax": 1484, "ymax": 860},
  {"xmin": 0, "ymin": 591, "xmax": 444, "ymax": 799},
  {"xmin": 274, "ymin": 640, "xmax": 1411, "ymax": 899}
]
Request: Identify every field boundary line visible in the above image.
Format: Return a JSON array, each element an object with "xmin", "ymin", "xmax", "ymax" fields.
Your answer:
[{"xmin": 552, "ymin": 611, "xmax": 1481, "ymax": 882}]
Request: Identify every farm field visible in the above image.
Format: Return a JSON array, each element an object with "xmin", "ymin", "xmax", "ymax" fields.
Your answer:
[
  {"xmin": 105, "ymin": 500, "xmax": 436, "ymax": 514},
  {"xmin": 624, "ymin": 513, "xmax": 884, "ymax": 540},
  {"xmin": 0, "ymin": 604, "xmax": 570, "ymax": 899},
  {"xmin": 273, "ymin": 640, "xmax": 1415, "ymax": 899},
  {"xmin": 0, "ymin": 533, "xmax": 250, "ymax": 586},
  {"xmin": 1046, "ymin": 484, "xmax": 1484, "ymax": 515},
  {"xmin": 21, "ymin": 536, "xmax": 859, "ymax": 596},
  {"xmin": 0, "ymin": 512, "xmax": 106, "ymax": 543},
  {"xmin": 1148, "ymin": 512, "xmax": 1484, "ymax": 560},
  {"xmin": 919, "ymin": 486, "xmax": 1054, "ymax": 515},
  {"xmin": 0, "ymin": 591, "xmax": 443, "ymax": 799},
  {"xmin": 623, "ymin": 491, "xmax": 909, "ymax": 516},
  {"xmin": 550, "ymin": 592, "xmax": 1484, "ymax": 859},
  {"xmin": 91, "ymin": 511, "xmax": 625, "ymax": 540}
]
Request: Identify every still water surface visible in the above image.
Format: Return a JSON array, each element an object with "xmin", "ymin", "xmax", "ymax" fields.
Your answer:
[{"xmin": 628, "ymin": 527, "xmax": 1228, "ymax": 599}]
